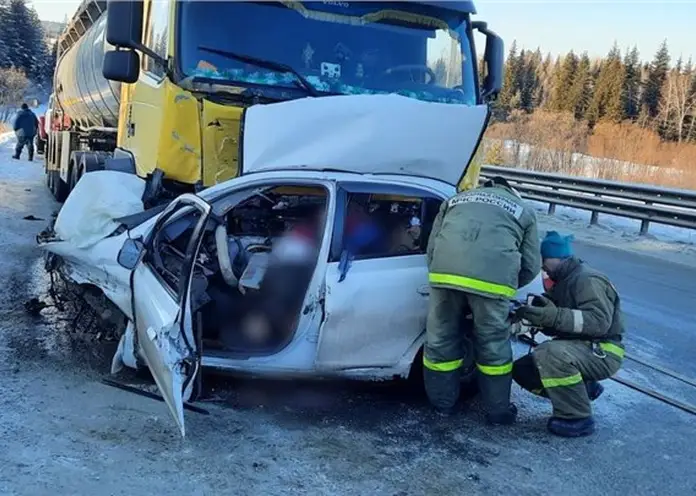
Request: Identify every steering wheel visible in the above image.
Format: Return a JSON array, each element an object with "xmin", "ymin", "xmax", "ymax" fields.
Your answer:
[{"xmin": 381, "ymin": 65, "xmax": 436, "ymax": 85}]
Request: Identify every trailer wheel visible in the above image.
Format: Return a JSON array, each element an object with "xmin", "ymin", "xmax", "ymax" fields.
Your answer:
[{"xmin": 49, "ymin": 170, "xmax": 68, "ymax": 202}]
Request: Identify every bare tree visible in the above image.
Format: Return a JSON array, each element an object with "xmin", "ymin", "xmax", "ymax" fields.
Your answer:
[
  {"xmin": 659, "ymin": 69, "xmax": 696, "ymax": 142},
  {"xmin": 0, "ymin": 67, "xmax": 29, "ymax": 121}
]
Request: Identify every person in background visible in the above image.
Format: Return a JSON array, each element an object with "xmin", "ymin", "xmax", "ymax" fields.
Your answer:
[
  {"xmin": 513, "ymin": 231, "xmax": 625, "ymax": 437},
  {"xmin": 12, "ymin": 103, "xmax": 39, "ymax": 161}
]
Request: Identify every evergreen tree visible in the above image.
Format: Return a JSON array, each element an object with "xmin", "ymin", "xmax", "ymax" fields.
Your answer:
[
  {"xmin": 0, "ymin": 0, "xmax": 49, "ymax": 82},
  {"xmin": 622, "ymin": 46, "xmax": 641, "ymax": 119},
  {"xmin": 0, "ymin": 0, "xmax": 11, "ymax": 68},
  {"xmin": 585, "ymin": 43, "xmax": 625, "ymax": 124},
  {"xmin": 549, "ymin": 51, "xmax": 578, "ymax": 112},
  {"xmin": 570, "ymin": 52, "xmax": 592, "ymax": 119},
  {"xmin": 543, "ymin": 56, "xmax": 562, "ymax": 109},
  {"xmin": 498, "ymin": 40, "xmax": 521, "ymax": 112},
  {"xmin": 519, "ymin": 49, "xmax": 541, "ymax": 111},
  {"xmin": 641, "ymin": 40, "xmax": 670, "ymax": 119}
]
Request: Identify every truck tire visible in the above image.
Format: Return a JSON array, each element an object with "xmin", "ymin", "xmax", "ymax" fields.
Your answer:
[
  {"xmin": 35, "ymin": 136, "xmax": 46, "ymax": 155},
  {"xmin": 49, "ymin": 170, "xmax": 68, "ymax": 202}
]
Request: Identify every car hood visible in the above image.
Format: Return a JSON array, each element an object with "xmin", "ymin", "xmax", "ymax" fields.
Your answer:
[{"xmin": 241, "ymin": 94, "xmax": 489, "ymax": 186}]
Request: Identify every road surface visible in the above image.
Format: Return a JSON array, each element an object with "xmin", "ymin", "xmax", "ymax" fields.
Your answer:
[{"xmin": 0, "ymin": 134, "xmax": 695, "ymax": 495}]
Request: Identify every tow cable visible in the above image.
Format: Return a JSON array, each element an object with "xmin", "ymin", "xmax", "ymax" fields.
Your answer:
[{"xmin": 516, "ymin": 334, "xmax": 696, "ymax": 417}]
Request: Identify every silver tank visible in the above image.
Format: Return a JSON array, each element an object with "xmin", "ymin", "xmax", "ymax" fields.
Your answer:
[{"xmin": 55, "ymin": 13, "xmax": 121, "ymax": 129}]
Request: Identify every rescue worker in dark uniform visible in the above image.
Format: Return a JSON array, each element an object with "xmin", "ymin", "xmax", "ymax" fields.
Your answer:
[
  {"xmin": 513, "ymin": 231, "xmax": 625, "ymax": 437},
  {"xmin": 424, "ymin": 177, "xmax": 541, "ymax": 424}
]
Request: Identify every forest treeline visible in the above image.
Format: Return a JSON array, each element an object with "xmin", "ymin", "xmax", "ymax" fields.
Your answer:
[
  {"xmin": 483, "ymin": 40, "xmax": 696, "ymax": 188},
  {"xmin": 0, "ymin": 0, "xmax": 55, "ymax": 120}
]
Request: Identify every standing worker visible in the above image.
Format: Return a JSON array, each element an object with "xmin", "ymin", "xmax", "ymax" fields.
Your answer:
[
  {"xmin": 513, "ymin": 231, "xmax": 625, "ymax": 437},
  {"xmin": 12, "ymin": 103, "xmax": 39, "ymax": 162},
  {"xmin": 424, "ymin": 176, "xmax": 541, "ymax": 424}
]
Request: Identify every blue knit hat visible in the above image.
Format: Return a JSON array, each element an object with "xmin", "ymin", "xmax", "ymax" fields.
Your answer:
[{"xmin": 540, "ymin": 231, "xmax": 574, "ymax": 259}]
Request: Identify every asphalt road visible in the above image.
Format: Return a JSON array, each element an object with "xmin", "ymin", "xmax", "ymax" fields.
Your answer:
[{"xmin": 1, "ymin": 135, "xmax": 695, "ymax": 495}]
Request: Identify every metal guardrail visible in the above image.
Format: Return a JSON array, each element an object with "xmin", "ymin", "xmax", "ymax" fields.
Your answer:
[{"xmin": 480, "ymin": 165, "xmax": 696, "ymax": 234}]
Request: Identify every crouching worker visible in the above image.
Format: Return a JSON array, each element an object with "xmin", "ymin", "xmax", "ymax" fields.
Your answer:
[
  {"xmin": 424, "ymin": 177, "xmax": 541, "ymax": 424},
  {"xmin": 513, "ymin": 231, "xmax": 625, "ymax": 437}
]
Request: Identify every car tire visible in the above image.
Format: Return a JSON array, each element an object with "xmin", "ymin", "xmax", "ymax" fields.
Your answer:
[{"xmin": 408, "ymin": 333, "xmax": 480, "ymax": 401}]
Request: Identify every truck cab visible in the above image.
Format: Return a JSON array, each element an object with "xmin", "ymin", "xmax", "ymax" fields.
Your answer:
[{"xmin": 47, "ymin": 0, "xmax": 503, "ymax": 202}]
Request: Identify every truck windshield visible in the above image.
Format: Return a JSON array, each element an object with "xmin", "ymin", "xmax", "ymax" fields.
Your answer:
[{"xmin": 178, "ymin": 1, "xmax": 477, "ymax": 105}]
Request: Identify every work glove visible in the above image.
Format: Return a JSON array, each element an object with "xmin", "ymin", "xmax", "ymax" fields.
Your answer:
[{"xmin": 516, "ymin": 295, "xmax": 559, "ymax": 329}]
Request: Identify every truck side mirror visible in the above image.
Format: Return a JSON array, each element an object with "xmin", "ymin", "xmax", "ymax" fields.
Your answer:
[
  {"xmin": 472, "ymin": 21, "xmax": 504, "ymax": 102},
  {"xmin": 103, "ymin": 50, "xmax": 140, "ymax": 83},
  {"xmin": 105, "ymin": 0, "xmax": 165, "ymax": 75},
  {"xmin": 106, "ymin": 0, "xmax": 144, "ymax": 49}
]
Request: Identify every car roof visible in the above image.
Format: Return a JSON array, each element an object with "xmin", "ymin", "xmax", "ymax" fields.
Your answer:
[{"xmin": 200, "ymin": 169, "xmax": 456, "ymax": 201}]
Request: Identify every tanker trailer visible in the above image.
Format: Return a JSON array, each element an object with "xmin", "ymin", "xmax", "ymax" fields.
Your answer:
[{"xmin": 44, "ymin": 0, "xmax": 121, "ymax": 202}]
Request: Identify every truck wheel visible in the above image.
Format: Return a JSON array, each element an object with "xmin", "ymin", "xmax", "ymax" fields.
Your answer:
[{"xmin": 49, "ymin": 170, "xmax": 68, "ymax": 202}]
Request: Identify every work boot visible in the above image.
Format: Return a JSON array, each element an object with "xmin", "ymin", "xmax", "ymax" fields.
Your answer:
[
  {"xmin": 12, "ymin": 154, "xmax": 19, "ymax": 160},
  {"xmin": 479, "ymin": 372, "xmax": 515, "ymax": 424},
  {"xmin": 486, "ymin": 403, "xmax": 518, "ymax": 425},
  {"xmin": 28, "ymin": 155, "xmax": 33, "ymax": 162},
  {"xmin": 586, "ymin": 381, "xmax": 604, "ymax": 401},
  {"xmin": 423, "ymin": 366, "xmax": 461, "ymax": 415},
  {"xmin": 547, "ymin": 416, "xmax": 595, "ymax": 437}
]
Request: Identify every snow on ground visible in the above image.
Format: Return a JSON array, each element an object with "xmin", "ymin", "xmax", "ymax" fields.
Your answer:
[{"xmin": 531, "ymin": 199, "xmax": 696, "ymax": 268}]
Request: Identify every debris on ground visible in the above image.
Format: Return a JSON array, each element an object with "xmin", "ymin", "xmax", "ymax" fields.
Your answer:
[
  {"xmin": 24, "ymin": 297, "xmax": 48, "ymax": 315},
  {"xmin": 23, "ymin": 215, "xmax": 44, "ymax": 221}
]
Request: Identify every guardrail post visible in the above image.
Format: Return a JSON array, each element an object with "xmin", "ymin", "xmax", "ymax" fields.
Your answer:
[
  {"xmin": 589, "ymin": 192, "xmax": 601, "ymax": 225},
  {"xmin": 590, "ymin": 210, "xmax": 599, "ymax": 225},
  {"xmin": 640, "ymin": 201, "xmax": 653, "ymax": 235},
  {"xmin": 548, "ymin": 203, "xmax": 556, "ymax": 215}
]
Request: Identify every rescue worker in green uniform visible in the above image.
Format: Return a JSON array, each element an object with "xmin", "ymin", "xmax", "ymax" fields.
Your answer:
[
  {"xmin": 513, "ymin": 231, "xmax": 625, "ymax": 437},
  {"xmin": 424, "ymin": 177, "xmax": 541, "ymax": 424}
]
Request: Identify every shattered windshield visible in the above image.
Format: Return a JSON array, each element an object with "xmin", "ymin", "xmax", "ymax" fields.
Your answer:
[{"xmin": 178, "ymin": 1, "xmax": 477, "ymax": 105}]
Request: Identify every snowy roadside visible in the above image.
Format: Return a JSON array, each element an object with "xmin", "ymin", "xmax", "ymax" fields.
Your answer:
[{"xmin": 532, "ymin": 200, "xmax": 696, "ymax": 268}]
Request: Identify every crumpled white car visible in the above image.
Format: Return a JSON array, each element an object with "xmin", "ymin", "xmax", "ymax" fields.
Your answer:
[{"xmin": 40, "ymin": 94, "xmax": 542, "ymax": 436}]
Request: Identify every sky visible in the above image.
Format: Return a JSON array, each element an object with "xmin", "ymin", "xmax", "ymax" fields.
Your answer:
[{"xmin": 30, "ymin": 0, "xmax": 696, "ymax": 64}]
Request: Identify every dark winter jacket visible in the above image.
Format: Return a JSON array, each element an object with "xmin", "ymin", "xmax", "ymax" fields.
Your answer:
[
  {"xmin": 13, "ymin": 108, "xmax": 39, "ymax": 139},
  {"xmin": 426, "ymin": 181, "xmax": 541, "ymax": 299},
  {"xmin": 545, "ymin": 257, "xmax": 625, "ymax": 341}
]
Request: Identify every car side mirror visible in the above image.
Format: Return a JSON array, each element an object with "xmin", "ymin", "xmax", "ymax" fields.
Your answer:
[
  {"xmin": 118, "ymin": 237, "xmax": 145, "ymax": 270},
  {"xmin": 103, "ymin": 50, "xmax": 140, "ymax": 83},
  {"xmin": 472, "ymin": 21, "xmax": 504, "ymax": 102}
]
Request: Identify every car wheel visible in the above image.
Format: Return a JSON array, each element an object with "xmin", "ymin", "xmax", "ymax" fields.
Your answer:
[{"xmin": 408, "ymin": 328, "xmax": 480, "ymax": 401}]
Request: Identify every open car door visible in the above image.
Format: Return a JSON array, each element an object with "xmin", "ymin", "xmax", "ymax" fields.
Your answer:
[{"xmin": 131, "ymin": 194, "xmax": 212, "ymax": 437}]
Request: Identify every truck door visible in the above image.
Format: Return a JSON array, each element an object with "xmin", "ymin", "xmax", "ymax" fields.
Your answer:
[{"xmin": 131, "ymin": 194, "xmax": 212, "ymax": 437}]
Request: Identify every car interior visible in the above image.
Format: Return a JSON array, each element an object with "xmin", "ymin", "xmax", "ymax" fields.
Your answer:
[{"xmin": 145, "ymin": 183, "xmax": 444, "ymax": 357}]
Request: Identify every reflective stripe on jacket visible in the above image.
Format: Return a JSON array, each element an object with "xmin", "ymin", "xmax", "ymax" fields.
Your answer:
[{"xmin": 426, "ymin": 184, "xmax": 541, "ymax": 299}]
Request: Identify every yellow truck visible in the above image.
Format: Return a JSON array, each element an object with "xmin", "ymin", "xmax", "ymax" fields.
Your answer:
[{"xmin": 44, "ymin": 0, "xmax": 503, "ymax": 202}]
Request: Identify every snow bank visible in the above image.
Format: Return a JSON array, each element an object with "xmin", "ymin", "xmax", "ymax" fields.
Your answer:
[{"xmin": 532, "ymin": 200, "xmax": 696, "ymax": 268}]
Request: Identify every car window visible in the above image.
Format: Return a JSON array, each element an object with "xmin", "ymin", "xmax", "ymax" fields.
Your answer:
[
  {"xmin": 147, "ymin": 208, "xmax": 203, "ymax": 297},
  {"xmin": 342, "ymin": 191, "xmax": 443, "ymax": 260}
]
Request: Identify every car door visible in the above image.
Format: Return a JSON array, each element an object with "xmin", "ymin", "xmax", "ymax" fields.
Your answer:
[
  {"xmin": 314, "ymin": 184, "xmax": 440, "ymax": 371},
  {"xmin": 131, "ymin": 193, "xmax": 212, "ymax": 437}
]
